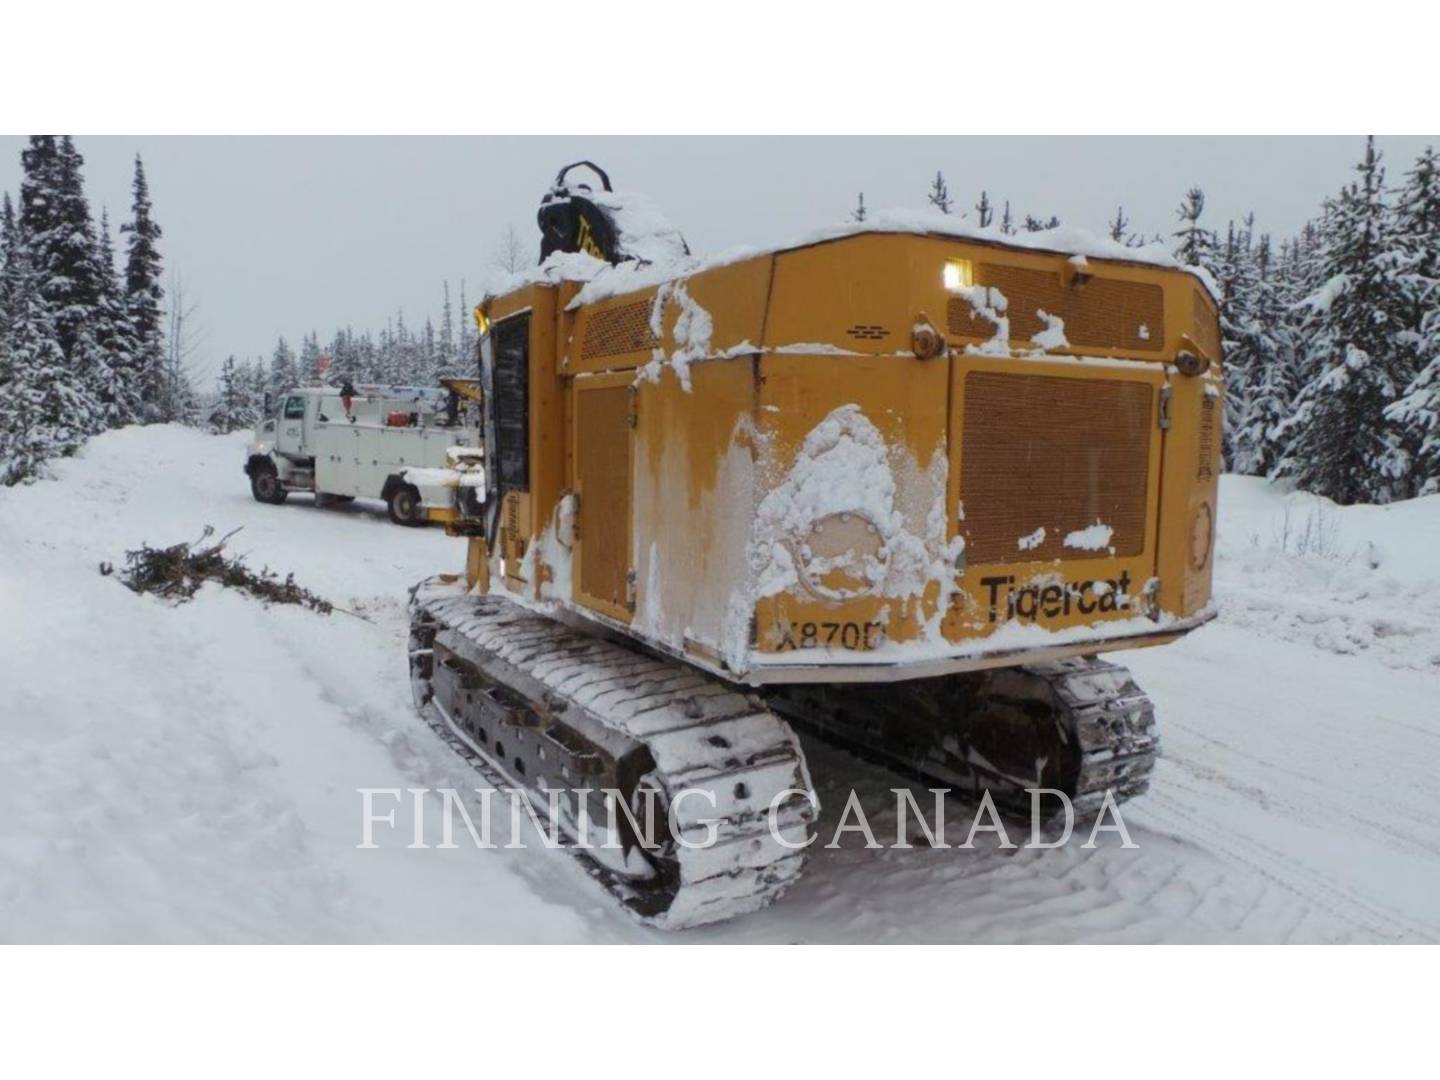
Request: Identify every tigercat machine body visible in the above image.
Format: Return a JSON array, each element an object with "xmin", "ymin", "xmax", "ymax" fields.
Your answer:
[
  {"xmin": 408, "ymin": 165, "xmax": 1222, "ymax": 929},
  {"xmin": 473, "ymin": 231, "xmax": 1218, "ymax": 681}
]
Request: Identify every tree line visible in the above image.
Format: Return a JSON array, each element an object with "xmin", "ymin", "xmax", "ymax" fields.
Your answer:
[
  {"xmin": 0, "ymin": 136, "xmax": 173, "ymax": 484},
  {"xmin": 207, "ymin": 281, "xmax": 478, "ymax": 433},
  {"xmin": 1176, "ymin": 138, "xmax": 1438, "ymax": 503},
  {"xmin": 8, "ymin": 137, "xmax": 1439, "ymax": 505},
  {"xmin": 853, "ymin": 141, "xmax": 1440, "ymax": 503}
]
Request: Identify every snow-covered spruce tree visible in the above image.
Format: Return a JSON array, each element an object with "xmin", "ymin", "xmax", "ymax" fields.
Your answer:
[
  {"xmin": 1023, "ymin": 214, "xmax": 1060, "ymax": 232},
  {"xmin": 974, "ymin": 191, "xmax": 993, "ymax": 228},
  {"xmin": 325, "ymin": 327, "xmax": 360, "ymax": 387},
  {"xmin": 121, "ymin": 154, "xmax": 166, "ymax": 420},
  {"xmin": 239, "ymin": 356, "xmax": 267, "ymax": 419},
  {"xmin": 386, "ymin": 310, "xmax": 418, "ymax": 383},
  {"xmin": 1172, "ymin": 187, "xmax": 1217, "ymax": 270},
  {"xmin": 352, "ymin": 331, "xmax": 375, "ymax": 383},
  {"xmin": 421, "ymin": 317, "xmax": 437, "ymax": 383},
  {"xmin": 1000, "ymin": 200, "xmax": 1014, "ymax": 235},
  {"xmin": 86, "ymin": 208, "xmax": 141, "ymax": 429},
  {"xmin": 38, "ymin": 139, "xmax": 103, "ymax": 358},
  {"xmin": 1212, "ymin": 219, "xmax": 1258, "ymax": 467},
  {"xmin": 0, "ymin": 193, "xmax": 20, "ymax": 333},
  {"xmin": 298, "ymin": 331, "xmax": 324, "ymax": 385},
  {"xmin": 208, "ymin": 355, "xmax": 255, "ymax": 433},
  {"xmin": 438, "ymin": 281, "xmax": 457, "ymax": 375},
  {"xmin": 1232, "ymin": 234, "xmax": 1302, "ymax": 476},
  {"xmin": 1392, "ymin": 148, "xmax": 1440, "ymax": 322},
  {"xmin": 851, "ymin": 193, "xmax": 867, "ymax": 223},
  {"xmin": 1386, "ymin": 338, "xmax": 1440, "ymax": 494},
  {"xmin": 267, "ymin": 336, "xmax": 299, "ymax": 398},
  {"xmin": 457, "ymin": 281, "xmax": 475, "ymax": 368},
  {"xmin": 928, "ymin": 171, "xmax": 952, "ymax": 215},
  {"xmin": 1382, "ymin": 147, "xmax": 1440, "ymax": 494},
  {"xmin": 0, "ymin": 245, "xmax": 92, "ymax": 484},
  {"xmin": 1275, "ymin": 138, "xmax": 1417, "ymax": 504},
  {"xmin": 16, "ymin": 137, "xmax": 105, "ymax": 433}
]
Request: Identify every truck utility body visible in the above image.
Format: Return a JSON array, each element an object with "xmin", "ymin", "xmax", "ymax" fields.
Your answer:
[{"xmin": 244, "ymin": 384, "xmax": 483, "ymax": 526}]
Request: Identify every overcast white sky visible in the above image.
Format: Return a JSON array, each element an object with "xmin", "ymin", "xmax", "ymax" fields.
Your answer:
[{"xmin": 1, "ymin": 135, "xmax": 1435, "ymax": 385}]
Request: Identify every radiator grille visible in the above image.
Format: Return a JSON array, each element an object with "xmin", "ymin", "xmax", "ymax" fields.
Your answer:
[
  {"xmin": 947, "ymin": 264, "xmax": 1165, "ymax": 353},
  {"xmin": 959, "ymin": 371, "xmax": 1153, "ymax": 564},
  {"xmin": 582, "ymin": 299, "xmax": 658, "ymax": 359},
  {"xmin": 576, "ymin": 385, "xmax": 633, "ymax": 613}
]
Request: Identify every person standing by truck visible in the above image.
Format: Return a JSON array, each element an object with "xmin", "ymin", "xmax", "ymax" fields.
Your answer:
[{"xmin": 339, "ymin": 378, "xmax": 358, "ymax": 422}]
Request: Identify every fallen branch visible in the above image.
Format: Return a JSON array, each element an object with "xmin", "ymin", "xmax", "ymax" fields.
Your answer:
[{"xmin": 102, "ymin": 525, "xmax": 335, "ymax": 615}]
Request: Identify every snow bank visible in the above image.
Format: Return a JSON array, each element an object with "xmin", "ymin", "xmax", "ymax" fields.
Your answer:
[{"xmin": 1212, "ymin": 475, "xmax": 1440, "ymax": 670}]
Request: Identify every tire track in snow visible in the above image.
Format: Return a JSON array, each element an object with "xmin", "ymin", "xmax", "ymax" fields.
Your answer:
[{"xmin": 1139, "ymin": 789, "xmax": 1434, "ymax": 943}]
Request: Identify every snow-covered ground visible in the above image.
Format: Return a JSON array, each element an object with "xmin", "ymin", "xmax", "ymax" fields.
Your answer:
[{"xmin": 2, "ymin": 425, "xmax": 1437, "ymax": 942}]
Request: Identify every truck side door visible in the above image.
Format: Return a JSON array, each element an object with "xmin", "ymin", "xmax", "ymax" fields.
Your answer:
[{"xmin": 275, "ymin": 394, "xmax": 308, "ymax": 459}]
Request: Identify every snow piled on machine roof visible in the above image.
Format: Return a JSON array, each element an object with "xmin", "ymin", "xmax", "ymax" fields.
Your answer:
[{"xmin": 482, "ymin": 204, "xmax": 1221, "ymax": 307}]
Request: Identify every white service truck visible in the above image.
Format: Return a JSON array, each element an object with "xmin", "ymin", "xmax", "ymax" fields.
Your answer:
[{"xmin": 244, "ymin": 383, "xmax": 484, "ymax": 526}]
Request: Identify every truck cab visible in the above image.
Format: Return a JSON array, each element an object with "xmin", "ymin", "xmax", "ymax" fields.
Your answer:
[{"xmin": 274, "ymin": 392, "xmax": 312, "ymax": 459}]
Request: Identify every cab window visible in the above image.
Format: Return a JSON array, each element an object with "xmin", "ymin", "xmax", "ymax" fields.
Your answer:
[
  {"xmin": 283, "ymin": 396, "xmax": 306, "ymax": 420},
  {"xmin": 492, "ymin": 315, "xmax": 530, "ymax": 492}
]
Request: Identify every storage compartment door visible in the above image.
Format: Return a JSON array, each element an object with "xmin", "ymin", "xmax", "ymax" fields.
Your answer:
[{"xmin": 573, "ymin": 373, "xmax": 633, "ymax": 623}]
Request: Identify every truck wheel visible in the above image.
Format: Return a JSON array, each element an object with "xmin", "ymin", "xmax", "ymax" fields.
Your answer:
[
  {"xmin": 387, "ymin": 485, "xmax": 424, "ymax": 527},
  {"xmin": 250, "ymin": 464, "xmax": 288, "ymax": 505}
]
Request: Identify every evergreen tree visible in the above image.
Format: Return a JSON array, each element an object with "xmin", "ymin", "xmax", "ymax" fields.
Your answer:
[
  {"xmin": 1109, "ymin": 206, "xmax": 1130, "ymax": 244},
  {"xmin": 48, "ymin": 139, "xmax": 104, "ymax": 360},
  {"xmin": 1212, "ymin": 220, "xmax": 1257, "ymax": 465},
  {"xmin": 1385, "ymin": 336, "xmax": 1440, "ymax": 495},
  {"xmin": 0, "ymin": 193, "xmax": 20, "ymax": 330},
  {"xmin": 243, "ymin": 357, "xmax": 269, "ymax": 419},
  {"xmin": 1393, "ymin": 147, "xmax": 1440, "ymax": 301},
  {"xmin": 325, "ymin": 327, "xmax": 359, "ymax": 387},
  {"xmin": 267, "ymin": 337, "xmax": 299, "ymax": 397},
  {"xmin": 457, "ymin": 280, "xmax": 475, "ymax": 370},
  {"xmin": 298, "ymin": 331, "xmax": 324, "ymax": 385},
  {"xmin": 974, "ymin": 190, "xmax": 992, "ymax": 228},
  {"xmin": 421, "ymin": 317, "xmax": 437, "ymax": 383},
  {"xmin": 0, "ymin": 245, "xmax": 91, "ymax": 483},
  {"xmin": 927, "ymin": 171, "xmax": 952, "ymax": 215},
  {"xmin": 852, "ymin": 192, "xmax": 867, "ymax": 223},
  {"xmin": 121, "ymin": 154, "xmax": 165, "ymax": 419},
  {"xmin": 1000, "ymin": 200, "xmax": 1014, "ymax": 235},
  {"xmin": 208, "ymin": 355, "xmax": 255, "ymax": 433},
  {"xmin": 438, "ymin": 282, "xmax": 457, "ymax": 375},
  {"xmin": 1275, "ymin": 138, "xmax": 1417, "ymax": 504},
  {"xmin": 87, "ymin": 208, "xmax": 140, "ymax": 428},
  {"xmin": 1173, "ymin": 187, "xmax": 1217, "ymax": 269},
  {"xmin": 1383, "ymin": 147, "xmax": 1440, "ymax": 494},
  {"xmin": 1231, "ymin": 234, "xmax": 1301, "ymax": 476}
]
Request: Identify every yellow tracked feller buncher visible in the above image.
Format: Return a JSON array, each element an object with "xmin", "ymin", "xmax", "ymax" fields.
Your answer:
[{"xmin": 408, "ymin": 163, "xmax": 1221, "ymax": 928}]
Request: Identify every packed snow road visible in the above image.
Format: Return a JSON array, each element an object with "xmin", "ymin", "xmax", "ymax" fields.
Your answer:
[{"xmin": 2, "ymin": 426, "xmax": 1438, "ymax": 943}]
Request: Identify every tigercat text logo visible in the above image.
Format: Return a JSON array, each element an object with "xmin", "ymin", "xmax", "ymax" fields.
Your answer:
[{"xmin": 980, "ymin": 570, "xmax": 1134, "ymax": 623}]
